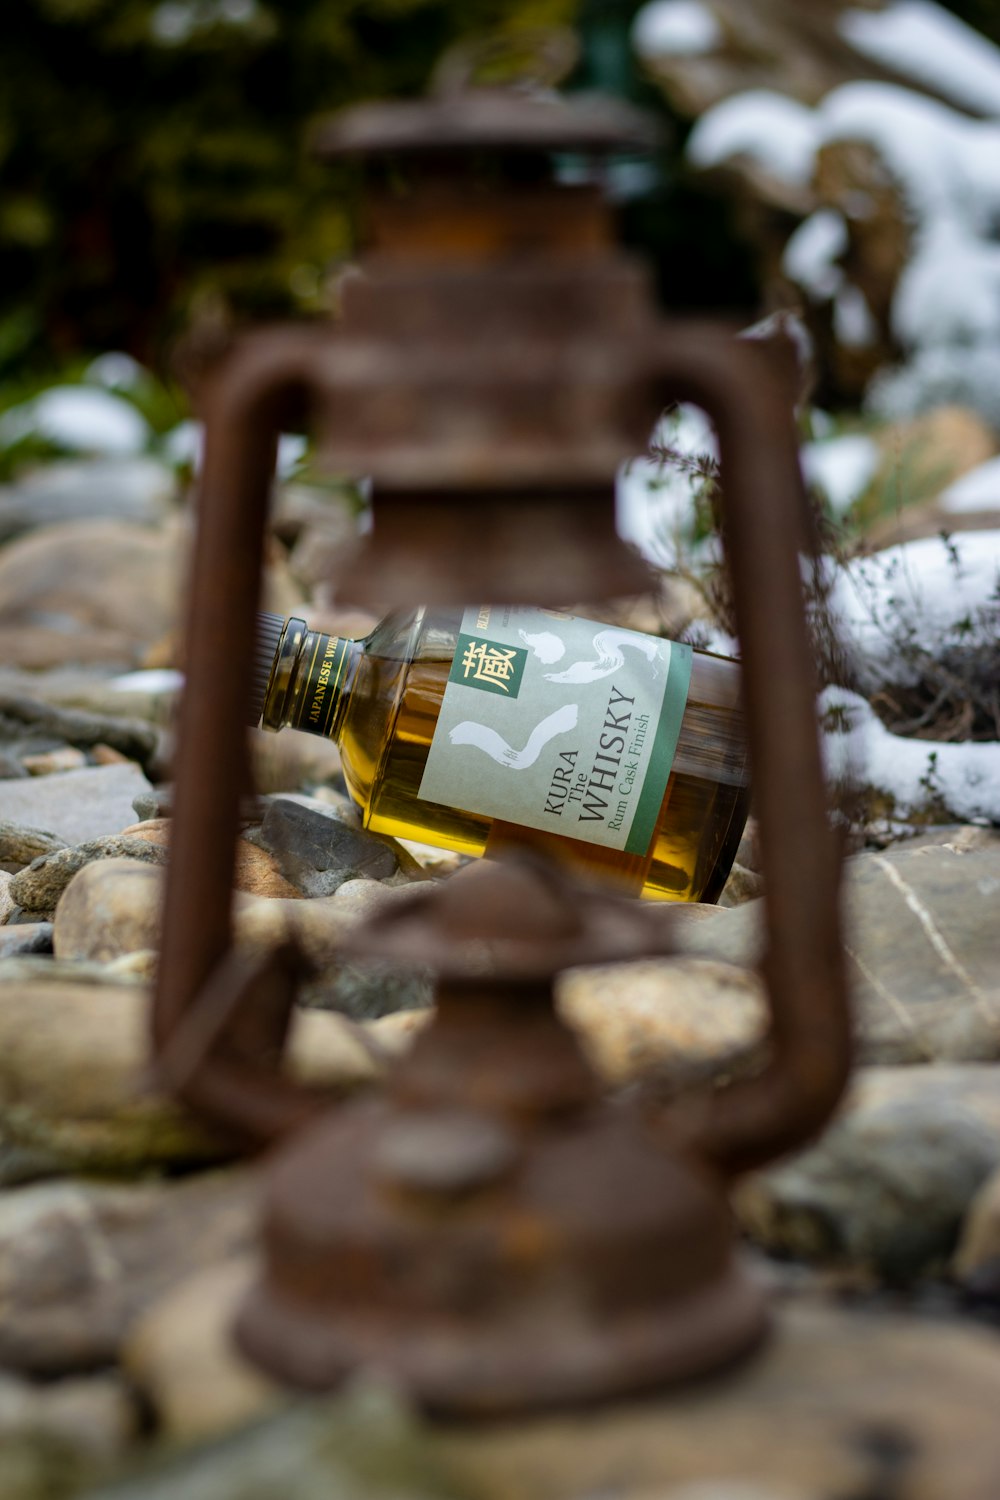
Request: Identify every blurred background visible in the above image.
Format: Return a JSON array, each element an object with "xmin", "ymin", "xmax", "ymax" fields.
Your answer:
[{"xmin": 2, "ymin": 0, "xmax": 1000, "ymax": 828}]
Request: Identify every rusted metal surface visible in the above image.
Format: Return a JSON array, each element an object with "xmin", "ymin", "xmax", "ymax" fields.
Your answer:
[
  {"xmin": 150, "ymin": 74, "xmax": 850, "ymax": 1411},
  {"xmin": 311, "ymin": 67, "xmax": 662, "ymax": 159},
  {"xmin": 235, "ymin": 856, "xmax": 769, "ymax": 1411}
]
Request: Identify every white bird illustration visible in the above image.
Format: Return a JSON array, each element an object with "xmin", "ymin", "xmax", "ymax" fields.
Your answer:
[
  {"xmin": 518, "ymin": 628, "xmax": 566, "ymax": 665},
  {"xmin": 448, "ymin": 703, "xmax": 579, "ymax": 770},
  {"xmin": 544, "ymin": 628, "xmax": 662, "ymax": 685}
]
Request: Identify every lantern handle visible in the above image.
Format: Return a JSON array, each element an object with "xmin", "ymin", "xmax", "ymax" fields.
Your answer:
[
  {"xmin": 648, "ymin": 324, "xmax": 851, "ymax": 1177},
  {"xmin": 152, "ymin": 325, "xmax": 335, "ymax": 1148}
]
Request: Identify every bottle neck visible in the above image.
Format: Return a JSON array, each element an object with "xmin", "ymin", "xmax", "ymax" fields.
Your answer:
[{"xmin": 261, "ymin": 621, "xmax": 360, "ymax": 741}]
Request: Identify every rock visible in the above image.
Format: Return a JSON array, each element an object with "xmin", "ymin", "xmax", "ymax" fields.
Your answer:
[
  {"xmin": 0, "ymin": 663, "xmax": 177, "ymax": 732},
  {"xmin": 249, "ymin": 725, "xmax": 347, "ymax": 795},
  {"xmin": 0, "ymin": 967, "xmax": 387, "ymax": 1176},
  {"xmin": 0, "ymin": 976, "xmax": 227, "ymax": 1174},
  {"xmin": 53, "ymin": 858, "xmax": 427, "ymax": 1014},
  {"xmin": 12, "ymin": 836, "xmax": 168, "ymax": 915},
  {"xmin": 280, "ymin": 486, "xmax": 364, "ymax": 595},
  {"xmin": 0, "ymin": 923, "xmax": 52, "ymax": 958},
  {"xmin": 130, "ymin": 789, "xmax": 167, "ymax": 821},
  {"xmin": 0, "ymin": 517, "xmax": 185, "ymax": 667},
  {"xmin": 842, "ymin": 844, "xmax": 1000, "ymax": 1063},
  {"xmin": 952, "ymin": 1165, "xmax": 1000, "ymax": 1298},
  {"xmin": 21, "ymin": 746, "xmax": 87, "ymax": 775},
  {"xmin": 431, "ymin": 1297, "xmax": 1000, "ymax": 1500},
  {"xmin": 735, "ymin": 816, "xmax": 761, "ymax": 873},
  {"xmin": 0, "ymin": 762, "xmax": 154, "ymax": 846},
  {"xmin": 122, "ymin": 1256, "xmax": 283, "ymax": 1442},
  {"xmin": 860, "ymin": 406, "xmax": 1000, "ymax": 547},
  {"xmin": 0, "ymin": 694, "xmax": 160, "ymax": 774},
  {"xmin": 118, "ymin": 820, "xmax": 303, "ymax": 900},
  {"xmin": 0, "ymin": 1370, "xmax": 137, "ymax": 1500},
  {"xmin": 83, "ymin": 1300, "xmax": 1000, "ymax": 1500},
  {"xmin": 718, "ymin": 861, "xmax": 764, "ymax": 907},
  {"xmin": 0, "ymin": 1128, "xmax": 63, "ymax": 1189},
  {"xmin": 0, "ymin": 821, "xmax": 67, "ymax": 871},
  {"xmin": 557, "ymin": 958, "xmax": 767, "ymax": 1087},
  {"xmin": 0, "ymin": 750, "xmax": 27, "ymax": 779},
  {"xmin": 255, "ymin": 796, "xmax": 402, "ymax": 894},
  {"xmin": 53, "ymin": 859, "xmax": 162, "ymax": 964},
  {"xmin": 0, "ymin": 1171, "xmax": 258, "ymax": 1374},
  {"xmin": 0, "ymin": 1371, "xmax": 138, "ymax": 1461},
  {"xmin": 82, "ymin": 1388, "xmax": 466, "ymax": 1500},
  {"xmin": 306, "ymin": 957, "xmax": 434, "ymax": 1020},
  {"xmin": 684, "ymin": 842, "xmax": 1000, "ymax": 1064},
  {"xmin": 735, "ymin": 1064, "xmax": 1000, "ymax": 1280},
  {"xmin": 0, "ymin": 457, "xmax": 175, "ymax": 543},
  {"xmin": 0, "ymin": 869, "xmax": 13, "ymax": 924},
  {"xmin": 91, "ymin": 743, "xmax": 131, "ymax": 766}
]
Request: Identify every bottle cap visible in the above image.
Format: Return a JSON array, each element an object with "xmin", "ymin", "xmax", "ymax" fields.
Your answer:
[{"xmin": 250, "ymin": 612, "xmax": 286, "ymax": 726}]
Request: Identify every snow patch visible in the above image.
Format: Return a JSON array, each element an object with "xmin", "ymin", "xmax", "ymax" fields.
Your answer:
[
  {"xmin": 687, "ymin": 90, "xmax": 820, "ymax": 188},
  {"xmin": 691, "ymin": 76, "xmax": 1000, "ymax": 422},
  {"xmin": 834, "ymin": 284, "xmax": 879, "ymax": 348},
  {"xmin": 83, "ymin": 353, "xmax": 149, "ymax": 392},
  {"xmin": 0, "ymin": 387, "xmax": 150, "ymax": 456},
  {"xmin": 822, "ymin": 686, "xmax": 1000, "ymax": 823},
  {"xmin": 839, "ymin": 1, "xmax": 1000, "ymax": 119},
  {"xmin": 782, "ymin": 210, "xmax": 848, "ymax": 298},
  {"xmin": 940, "ymin": 456, "xmax": 1000, "ymax": 516},
  {"xmin": 802, "ymin": 433, "xmax": 880, "ymax": 515},
  {"xmin": 163, "ymin": 420, "xmax": 306, "ymax": 478},
  {"xmin": 825, "ymin": 529, "xmax": 1000, "ymax": 690},
  {"xmin": 616, "ymin": 404, "xmax": 717, "ymax": 569},
  {"xmin": 632, "ymin": 0, "xmax": 722, "ymax": 58},
  {"xmin": 110, "ymin": 669, "xmax": 184, "ymax": 694}
]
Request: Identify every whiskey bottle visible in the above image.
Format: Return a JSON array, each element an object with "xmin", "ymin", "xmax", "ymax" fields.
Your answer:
[{"xmin": 252, "ymin": 604, "xmax": 749, "ymax": 902}]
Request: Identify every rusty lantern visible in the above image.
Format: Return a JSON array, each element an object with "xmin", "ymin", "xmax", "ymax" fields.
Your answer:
[{"xmin": 152, "ymin": 62, "xmax": 849, "ymax": 1414}]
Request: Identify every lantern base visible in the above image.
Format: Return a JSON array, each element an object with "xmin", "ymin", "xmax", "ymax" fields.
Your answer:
[{"xmin": 234, "ymin": 1093, "xmax": 769, "ymax": 1415}]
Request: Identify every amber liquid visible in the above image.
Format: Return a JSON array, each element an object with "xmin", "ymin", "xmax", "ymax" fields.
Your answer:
[{"xmin": 290, "ymin": 606, "xmax": 749, "ymax": 903}]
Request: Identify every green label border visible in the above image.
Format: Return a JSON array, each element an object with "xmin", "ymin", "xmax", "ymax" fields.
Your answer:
[{"xmin": 624, "ymin": 641, "xmax": 693, "ymax": 854}]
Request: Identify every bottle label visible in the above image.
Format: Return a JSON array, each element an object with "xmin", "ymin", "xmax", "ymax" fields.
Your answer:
[
  {"xmin": 418, "ymin": 606, "xmax": 692, "ymax": 855},
  {"xmin": 297, "ymin": 632, "xmax": 351, "ymax": 738}
]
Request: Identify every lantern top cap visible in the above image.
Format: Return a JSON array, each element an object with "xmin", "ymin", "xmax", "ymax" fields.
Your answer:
[
  {"xmin": 342, "ymin": 853, "xmax": 679, "ymax": 981},
  {"xmin": 312, "ymin": 87, "xmax": 663, "ymax": 161}
]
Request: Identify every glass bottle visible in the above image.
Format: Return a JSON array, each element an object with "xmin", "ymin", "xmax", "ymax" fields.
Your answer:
[{"xmin": 252, "ymin": 604, "xmax": 749, "ymax": 902}]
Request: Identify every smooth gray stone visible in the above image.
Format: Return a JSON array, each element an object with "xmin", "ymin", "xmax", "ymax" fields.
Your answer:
[
  {"xmin": 0, "ymin": 1369, "xmax": 137, "ymax": 1461},
  {"xmin": 258, "ymin": 796, "xmax": 400, "ymax": 894},
  {"xmin": 0, "ymin": 923, "xmax": 52, "ymax": 957},
  {"xmin": 0, "ymin": 457, "xmax": 175, "ymax": 542},
  {"xmin": 0, "ymin": 1171, "xmax": 257, "ymax": 1375},
  {"xmin": 0, "ymin": 818, "xmax": 67, "ymax": 872},
  {"xmin": 684, "ymin": 841, "xmax": 1000, "ymax": 1063},
  {"xmin": 79, "ymin": 1383, "xmax": 465, "ymax": 1500},
  {"xmin": 83, "ymin": 1301, "xmax": 1000, "ymax": 1500},
  {"xmin": 736, "ymin": 1064, "xmax": 1000, "ymax": 1281},
  {"xmin": 0, "ymin": 1131, "xmax": 64, "ymax": 1187},
  {"xmin": 11, "ymin": 835, "xmax": 167, "ymax": 915},
  {"xmin": 0, "ymin": 751, "xmax": 27, "ymax": 780},
  {"xmin": 0, "ymin": 695, "xmax": 159, "ymax": 775},
  {"xmin": 0, "ymin": 763, "xmax": 153, "ymax": 847},
  {"xmin": 303, "ymin": 957, "xmax": 433, "ymax": 1021}
]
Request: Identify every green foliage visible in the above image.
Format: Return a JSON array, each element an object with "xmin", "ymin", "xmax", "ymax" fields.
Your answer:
[{"xmin": 0, "ymin": 0, "xmax": 574, "ymax": 381}]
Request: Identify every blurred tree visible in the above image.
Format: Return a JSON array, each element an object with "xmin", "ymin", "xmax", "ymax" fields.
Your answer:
[{"xmin": 0, "ymin": 0, "xmax": 573, "ymax": 378}]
